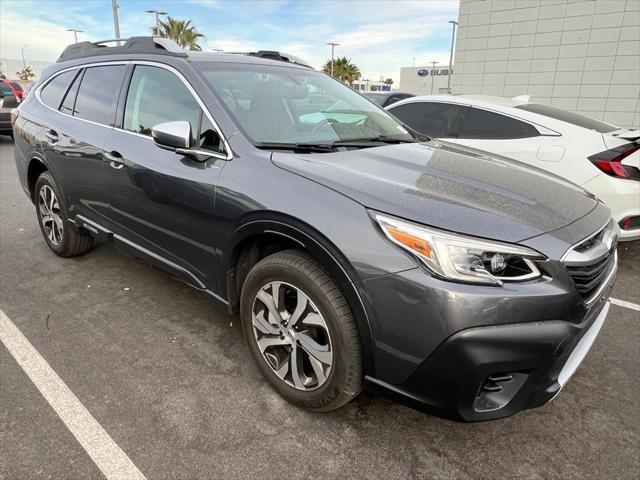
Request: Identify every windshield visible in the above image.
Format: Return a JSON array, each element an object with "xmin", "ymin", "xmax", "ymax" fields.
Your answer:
[
  {"xmin": 515, "ymin": 104, "xmax": 618, "ymax": 133},
  {"xmin": 195, "ymin": 63, "xmax": 413, "ymax": 145}
]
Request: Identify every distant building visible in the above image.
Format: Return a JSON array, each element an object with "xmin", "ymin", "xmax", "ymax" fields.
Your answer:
[
  {"xmin": 452, "ymin": 0, "xmax": 639, "ymax": 128},
  {"xmin": 0, "ymin": 58, "xmax": 53, "ymax": 82},
  {"xmin": 399, "ymin": 66, "xmax": 453, "ymax": 95},
  {"xmin": 352, "ymin": 79, "xmax": 392, "ymax": 92}
]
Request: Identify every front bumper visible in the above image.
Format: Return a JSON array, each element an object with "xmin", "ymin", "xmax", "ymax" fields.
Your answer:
[
  {"xmin": 366, "ymin": 295, "xmax": 611, "ymax": 421},
  {"xmin": 361, "ymin": 259, "xmax": 616, "ymax": 422}
]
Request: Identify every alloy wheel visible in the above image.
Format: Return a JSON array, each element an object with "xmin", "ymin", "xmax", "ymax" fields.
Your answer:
[
  {"xmin": 251, "ymin": 281, "xmax": 333, "ymax": 390},
  {"xmin": 38, "ymin": 185, "xmax": 63, "ymax": 245}
]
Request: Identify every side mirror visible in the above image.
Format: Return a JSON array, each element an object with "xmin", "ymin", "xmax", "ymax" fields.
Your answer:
[{"xmin": 151, "ymin": 121, "xmax": 191, "ymax": 150}]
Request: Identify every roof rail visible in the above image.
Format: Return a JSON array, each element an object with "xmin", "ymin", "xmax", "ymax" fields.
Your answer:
[
  {"xmin": 223, "ymin": 50, "xmax": 313, "ymax": 69},
  {"xmin": 57, "ymin": 36, "xmax": 187, "ymax": 63}
]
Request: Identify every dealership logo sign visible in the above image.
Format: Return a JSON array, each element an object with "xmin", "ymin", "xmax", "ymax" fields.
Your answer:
[{"xmin": 417, "ymin": 69, "xmax": 451, "ymax": 77}]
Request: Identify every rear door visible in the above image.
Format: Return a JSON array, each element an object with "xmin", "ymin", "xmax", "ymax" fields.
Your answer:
[
  {"xmin": 455, "ymin": 107, "xmax": 560, "ymax": 165},
  {"xmin": 36, "ymin": 64, "xmax": 127, "ymax": 222},
  {"xmin": 388, "ymin": 101, "xmax": 469, "ymax": 142},
  {"xmin": 101, "ymin": 63, "xmax": 228, "ymax": 290}
]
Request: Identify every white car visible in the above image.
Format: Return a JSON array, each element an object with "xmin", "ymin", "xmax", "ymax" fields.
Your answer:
[{"xmin": 387, "ymin": 95, "xmax": 640, "ymax": 241}]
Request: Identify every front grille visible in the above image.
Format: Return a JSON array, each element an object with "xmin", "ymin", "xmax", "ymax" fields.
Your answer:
[
  {"xmin": 566, "ymin": 253, "xmax": 615, "ymax": 300},
  {"xmin": 563, "ymin": 223, "xmax": 618, "ymax": 305}
]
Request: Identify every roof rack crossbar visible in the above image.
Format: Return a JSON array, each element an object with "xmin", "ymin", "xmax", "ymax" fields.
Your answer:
[
  {"xmin": 93, "ymin": 38, "xmax": 128, "ymax": 46},
  {"xmin": 57, "ymin": 36, "xmax": 187, "ymax": 63},
  {"xmin": 221, "ymin": 50, "xmax": 313, "ymax": 69}
]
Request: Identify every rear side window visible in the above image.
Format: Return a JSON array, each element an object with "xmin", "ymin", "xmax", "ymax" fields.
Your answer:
[
  {"xmin": 391, "ymin": 102, "xmax": 469, "ymax": 138},
  {"xmin": 74, "ymin": 65, "xmax": 126, "ymax": 125},
  {"xmin": 123, "ymin": 65, "xmax": 200, "ymax": 145},
  {"xmin": 459, "ymin": 108, "xmax": 540, "ymax": 139},
  {"xmin": 40, "ymin": 70, "xmax": 77, "ymax": 109}
]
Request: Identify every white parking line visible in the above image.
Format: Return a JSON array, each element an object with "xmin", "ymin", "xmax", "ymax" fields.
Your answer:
[
  {"xmin": 0, "ymin": 310, "xmax": 146, "ymax": 480},
  {"xmin": 610, "ymin": 298, "xmax": 640, "ymax": 312}
]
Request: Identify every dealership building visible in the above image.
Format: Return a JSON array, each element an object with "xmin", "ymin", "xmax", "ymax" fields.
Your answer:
[
  {"xmin": 449, "ymin": 0, "xmax": 640, "ymax": 128},
  {"xmin": 399, "ymin": 66, "xmax": 453, "ymax": 95}
]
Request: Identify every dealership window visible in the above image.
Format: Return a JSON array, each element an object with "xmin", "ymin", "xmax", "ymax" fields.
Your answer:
[
  {"xmin": 390, "ymin": 102, "xmax": 469, "ymax": 138},
  {"xmin": 458, "ymin": 108, "xmax": 540, "ymax": 139},
  {"xmin": 74, "ymin": 65, "xmax": 126, "ymax": 125},
  {"xmin": 40, "ymin": 70, "xmax": 77, "ymax": 110}
]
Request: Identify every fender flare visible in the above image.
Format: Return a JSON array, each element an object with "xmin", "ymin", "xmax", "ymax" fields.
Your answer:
[{"xmin": 223, "ymin": 214, "xmax": 376, "ymax": 376}]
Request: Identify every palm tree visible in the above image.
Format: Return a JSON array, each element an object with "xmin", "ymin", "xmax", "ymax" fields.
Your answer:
[
  {"xmin": 17, "ymin": 66, "xmax": 35, "ymax": 82},
  {"xmin": 152, "ymin": 17, "xmax": 204, "ymax": 51},
  {"xmin": 322, "ymin": 57, "xmax": 361, "ymax": 85},
  {"xmin": 384, "ymin": 78, "xmax": 394, "ymax": 86}
]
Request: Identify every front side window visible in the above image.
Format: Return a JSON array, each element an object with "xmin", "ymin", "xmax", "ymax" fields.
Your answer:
[
  {"xmin": 40, "ymin": 70, "xmax": 77, "ymax": 109},
  {"xmin": 197, "ymin": 113, "xmax": 223, "ymax": 153},
  {"xmin": 459, "ymin": 108, "xmax": 540, "ymax": 140},
  {"xmin": 195, "ymin": 63, "xmax": 413, "ymax": 145},
  {"xmin": 123, "ymin": 65, "xmax": 201, "ymax": 146},
  {"xmin": 390, "ymin": 102, "xmax": 469, "ymax": 138},
  {"xmin": 74, "ymin": 65, "xmax": 126, "ymax": 125}
]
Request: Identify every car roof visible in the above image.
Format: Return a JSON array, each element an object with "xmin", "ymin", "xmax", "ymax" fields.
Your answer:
[
  {"xmin": 390, "ymin": 94, "xmax": 525, "ymax": 109},
  {"xmin": 364, "ymin": 91, "xmax": 413, "ymax": 97}
]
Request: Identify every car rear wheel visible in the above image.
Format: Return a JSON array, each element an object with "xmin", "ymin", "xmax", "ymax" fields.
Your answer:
[
  {"xmin": 240, "ymin": 249, "xmax": 362, "ymax": 411},
  {"xmin": 35, "ymin": 172, "xmax": 93, "ymax": 257}
]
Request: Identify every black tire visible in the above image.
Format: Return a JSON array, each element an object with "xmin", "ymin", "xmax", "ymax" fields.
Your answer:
[
  {"xmin": 34, "ymin": 171, "xmax": 93, "ymax": 257},
  {"xmin": 240, "ymin": 249, "xmax": 363, "ymax": 412}
]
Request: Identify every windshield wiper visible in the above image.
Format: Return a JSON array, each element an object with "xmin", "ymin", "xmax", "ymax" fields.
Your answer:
[
  {"xmin": 254, "ymin": 136, "xmax": 418, "ymax": 153},
  {"xmin": 328, "ymin": 136, "xmax": 418, "ymax": 147},
  {"xmin": 254, "ymin": 142, "xmax": 337, "ymax": 153}
]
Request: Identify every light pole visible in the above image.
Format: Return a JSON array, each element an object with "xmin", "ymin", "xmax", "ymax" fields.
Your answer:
[
  {"xmin": 447, "ymin": 20, "xmax": 458, "ymax": 94},
  {"xmin": 21, "ymin": 45, "xmax": 28, "ymax": 69},
  {"xmin": 146, "ymin": 10, "xmax": 168, "ymax": 34},
  {"xmin": 429, "ymin": 61, "xmax": 438, "ymax": 94},
  {"xmin": 66, "ymin": 28, "xmax": 83, "ymax": 43},
  {"xmin": 112, "ymin": 0, "xmax": 121, "ymax": 46},
  {"xmin": 327, "ymin": 42, "xmax": 339, "ymax": 77}
]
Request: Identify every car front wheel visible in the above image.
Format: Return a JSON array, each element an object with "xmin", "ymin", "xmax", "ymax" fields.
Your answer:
[{"xmin": 240, "ymin": 249, "xmax": 362, "ymax": 411}]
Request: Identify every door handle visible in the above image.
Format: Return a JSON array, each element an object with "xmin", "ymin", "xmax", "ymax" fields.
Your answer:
[
  {"xmin": 104, "ymin": 151, "xmax": 125, "ymax": 169},
  {"xmin": 44, "ymin": 130, "xmax": 58, "ymax": 144}
]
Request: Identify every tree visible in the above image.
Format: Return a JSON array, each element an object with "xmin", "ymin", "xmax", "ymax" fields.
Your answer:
[
  {"xmin": 152, "ymin": 17, "xmax": 204, "ymax": 51},
  {"xmin": 322, "ymin": 57, "xmax": 361, "ymax": 85},
  {"xmin": 384, "ymin": 78, "xmax": 394, "ymax": 86},
  {"xmin": 17, "ymin": 66, "xmax": 35, "ymax": 81}
]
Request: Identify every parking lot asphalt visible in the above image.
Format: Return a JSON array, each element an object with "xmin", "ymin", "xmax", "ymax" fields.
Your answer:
[{"xmin": 1, "ymin": 136, "xmax": 638, "ymax": 480}]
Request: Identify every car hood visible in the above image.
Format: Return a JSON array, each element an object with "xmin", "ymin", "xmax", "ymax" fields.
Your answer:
[{"xmin": 272, "ymin": 141, "xmax": 598, "ymax": 243}]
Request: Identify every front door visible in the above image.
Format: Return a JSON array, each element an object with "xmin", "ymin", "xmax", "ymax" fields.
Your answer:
[{"xmin": 101, "ymin": 64, "xmax": 229, "ymax": 290}]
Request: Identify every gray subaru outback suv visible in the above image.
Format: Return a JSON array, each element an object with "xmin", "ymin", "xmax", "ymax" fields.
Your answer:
[{"xmin": 12, "ymin": 37, "xmax": 618, "ymax": 421}]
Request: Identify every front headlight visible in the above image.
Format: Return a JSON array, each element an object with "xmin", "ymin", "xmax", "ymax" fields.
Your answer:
[{"xmin": 376, "ymin": 214, "xmax": 545, "ymax": 285}]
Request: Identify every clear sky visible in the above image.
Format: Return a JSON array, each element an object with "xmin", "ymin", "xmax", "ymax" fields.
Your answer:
[{"xmin": 1, "ymin": 0, "xmax": 459, "ymax": 83}]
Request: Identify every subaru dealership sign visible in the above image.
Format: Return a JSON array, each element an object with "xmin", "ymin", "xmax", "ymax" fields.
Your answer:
[{"xmin": 417, "ymin": 69, "xmax": 451, "ymax": 76}]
